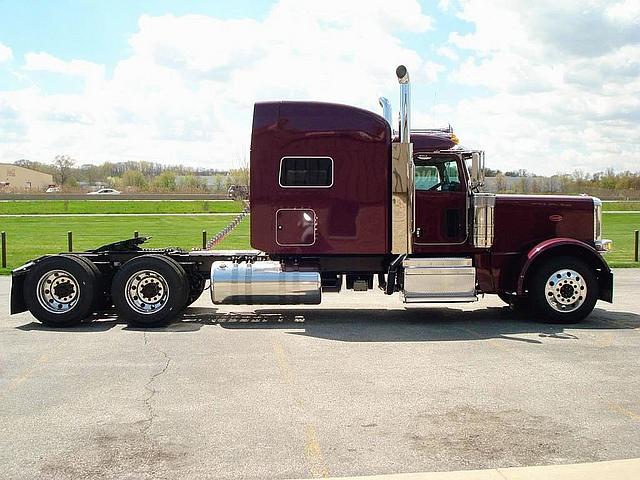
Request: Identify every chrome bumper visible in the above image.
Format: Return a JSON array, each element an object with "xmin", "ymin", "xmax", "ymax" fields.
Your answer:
[{"xmin": 595, "ymin": 239, "xmax": 613, "ymax": 253}]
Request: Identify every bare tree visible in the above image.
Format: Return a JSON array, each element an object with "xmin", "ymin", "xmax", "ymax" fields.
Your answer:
[
  {"xmin": 54, "ymin": 155, "xmax": 75, "ymax": 186},
  {"xmin": 229, "ymin": 148, "xmax": 249, "ymax": 187}
]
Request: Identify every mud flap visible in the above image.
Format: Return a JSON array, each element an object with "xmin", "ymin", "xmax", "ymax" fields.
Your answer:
[
  {"xmin": 10, "ymin": 269, "xmax": 28, "ymax": 314},
  {"xmin": 599, "ymin": 270, "xmax": 614, "ymax": 303}
]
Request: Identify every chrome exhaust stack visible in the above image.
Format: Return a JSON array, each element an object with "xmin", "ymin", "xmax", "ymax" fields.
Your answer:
[
  {"xmin": 378, "ymin": 97, "xmax": 393, "ymax": 127},
  {"xmin": 396, "ymin": 65, "xmax": 411, "ymax": 144},
  {"xmin": 390, "ymin": 65, "xmax": 414, "ymax": 255}
]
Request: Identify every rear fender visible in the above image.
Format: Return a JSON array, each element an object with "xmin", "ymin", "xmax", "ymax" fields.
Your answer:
[{"xmin": 517, "ymin": 238, "xmax": 613, "ymax": 302}]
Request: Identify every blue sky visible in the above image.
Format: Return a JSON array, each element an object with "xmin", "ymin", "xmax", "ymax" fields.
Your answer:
[{"xmin": 0, "ymin": 0, "xmax": 638, "ymax": 174}]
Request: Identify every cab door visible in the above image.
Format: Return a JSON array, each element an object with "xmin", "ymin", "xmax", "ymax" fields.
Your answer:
[{"xmin": 413, "ymin": 154, "xmax": 468, "ymax": 246}]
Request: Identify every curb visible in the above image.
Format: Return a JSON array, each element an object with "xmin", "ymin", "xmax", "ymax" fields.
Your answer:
[{"xmin": 293, "ymin": 458, "xmax": 640, "ymax": 480}]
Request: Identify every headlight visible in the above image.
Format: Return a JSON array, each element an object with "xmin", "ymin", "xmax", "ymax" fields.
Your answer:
[{"xmin": 593, "ymin": 197, "xmax": 602, "ymax": 241}]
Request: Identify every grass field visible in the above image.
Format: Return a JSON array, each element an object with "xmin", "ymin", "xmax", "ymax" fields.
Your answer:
[
  {"xmin": 0, "ymin": 202, "xmax": 637, "ymax": 274},
  {"xmin": 603, "ymin": 201, "xmax": 640, "ymax": 211},
  {"xmin": 0, "ymin": 200, "xmax": 244, "ymax": 215},
  {"xmin": 0, "ymin": 215, "xmax": 249, "ymax": 274},
  {"xmin": 600, "ymin": 213, "xmax": 640, "ymax": 268}
]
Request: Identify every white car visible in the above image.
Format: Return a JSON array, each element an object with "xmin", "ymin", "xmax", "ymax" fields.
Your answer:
[
  {"xmin": 87, "ymin": 188, "xmax": 121, "ymax": 195},
  {"xmin": 46, "ymin": 186, "xmax": 61, "ymax": 193}
]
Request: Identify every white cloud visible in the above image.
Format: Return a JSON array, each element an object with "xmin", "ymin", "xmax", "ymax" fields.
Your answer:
[
  {"xmin": 437, "ymin": 46, "xmax": 459, "ymax": 61},
  {"xmin": 0, "ymin": 0, "xmax": 434, "ymax": 168},
  {"xmin": 24, "ymin": 52, "xmax": 105, "ymax": 82},
  {"xmin": 0, "ymin": 42, "xmax": 12, "ymax": 62},
  {"xmin": 441, "ymin": 0, "xmax": 640, "ymax": 174}
]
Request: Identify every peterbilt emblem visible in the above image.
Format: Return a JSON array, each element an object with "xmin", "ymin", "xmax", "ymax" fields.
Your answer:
[{"xmin": 549, "ymin": 214, "xmax": 563, "ymax": 222}]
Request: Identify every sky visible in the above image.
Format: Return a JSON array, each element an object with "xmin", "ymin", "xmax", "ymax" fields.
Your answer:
[{"xmin": 0, "ymin": 0, "xmax": 638, "ymax": 175}]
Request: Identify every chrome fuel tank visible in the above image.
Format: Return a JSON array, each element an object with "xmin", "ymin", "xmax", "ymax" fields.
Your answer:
[{"xmin": 211, "ymin": 261, "xmax": 321, "ymax": 305}]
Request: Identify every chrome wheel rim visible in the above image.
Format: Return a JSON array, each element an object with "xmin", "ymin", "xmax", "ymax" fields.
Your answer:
[
  {"xmin": 36, "ymin": 270, "xmax": 80, "ymax": 314},
  {"xmin": 544, "ymin": 269, "xmax": 586, "ymax": 313},
  {"xmin": 125, "ymin": 270, "xmax": 170, "ymax": 315}
]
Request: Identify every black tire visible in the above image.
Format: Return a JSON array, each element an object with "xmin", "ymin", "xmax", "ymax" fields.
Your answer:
[
  {"xmin": 529, "ymin": 255, "xmax": 598, "ymax": 324},
  {"xmin": 111, "ymin": 254, "xmax": 189, "ymax": 327},
  {"xmin": 23, "ymin": 255, "xmax": 99, "ymax": 327},
  {"xmin": 497, "ymin": 291, "xmax": 529, "ymax": 311},
  {"xmin": 67, "ymin": 255, "xmax": 110, "ymax": 312}
]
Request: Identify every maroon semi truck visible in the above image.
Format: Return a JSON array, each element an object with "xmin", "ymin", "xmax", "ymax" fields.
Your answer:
[{"xmin": 10, "ymin": 66, "xmax": 613, "ymax": 327}]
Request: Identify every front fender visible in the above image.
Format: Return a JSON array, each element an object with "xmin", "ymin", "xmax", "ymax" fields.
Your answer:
[{"xmin": 517, "ymin": 238, "xmax": 613, "ymax": 302}]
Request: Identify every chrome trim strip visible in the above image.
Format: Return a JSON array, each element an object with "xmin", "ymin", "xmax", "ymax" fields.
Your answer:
[{"xmin": 593, "ymin": 197, "xmax": 602, "ymax": 241}]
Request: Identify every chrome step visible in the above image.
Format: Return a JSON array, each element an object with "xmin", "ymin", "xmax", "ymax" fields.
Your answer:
[{"xmin": 402, "ymin": 257, "xmax": 477, "ymax": 303}]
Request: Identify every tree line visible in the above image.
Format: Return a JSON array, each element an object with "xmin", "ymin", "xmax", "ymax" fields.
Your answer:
[
  {"xmin": 12, "ymin": 157, "xmax": 639, "ymax": 197},
  {"xmin": 14, "ymin": 156, "xmax": 248, "ymax": 193},
  {"xmin": 489, "ymin": 168, "xmax": 640, "ymax": 197}
]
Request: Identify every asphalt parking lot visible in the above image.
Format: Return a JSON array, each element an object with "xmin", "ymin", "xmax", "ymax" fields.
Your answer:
[{"xmin": 1, "ymin": 270, "xmax": 639, "ymax": 480}]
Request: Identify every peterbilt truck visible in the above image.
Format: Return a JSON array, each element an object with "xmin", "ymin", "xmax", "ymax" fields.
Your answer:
[{"xmin": 10, "ymin": 66, "xmax": 613, "ymax": 328}]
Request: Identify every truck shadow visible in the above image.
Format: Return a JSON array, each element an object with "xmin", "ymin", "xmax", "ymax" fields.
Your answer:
[
  {"xmin": 180, "ymin": 305, "xmax": 640, "ymax": 343},
  {"xmin": 16, "ymin": 306, "xmax": 640, "ymax": 343}
]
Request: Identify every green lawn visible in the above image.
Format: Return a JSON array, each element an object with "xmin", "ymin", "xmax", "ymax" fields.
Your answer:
[
  {"xmin": 0, "ymin": 200, "xmax": 244, "ymax": 215},
  {"xmin": 602, "ymin": 213, "xmax": 640, "ymax": 268},
  {"xmin": 0, "ymin": 215, "xmax": 250, "ymax": 274},
  {"xmin": 603, "ymin": 201, "xmax": 640, "ymax": 211}
]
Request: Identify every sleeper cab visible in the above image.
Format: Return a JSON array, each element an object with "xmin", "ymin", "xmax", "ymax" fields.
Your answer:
[{"xmin": 250, "ymin": 101, "xmax": 392, "ymax": 255}]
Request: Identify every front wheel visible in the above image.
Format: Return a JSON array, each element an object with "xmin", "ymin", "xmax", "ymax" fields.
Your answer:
[{"xmin": 529, "ymin": 256, "xmax": 598, "ymax": 324}]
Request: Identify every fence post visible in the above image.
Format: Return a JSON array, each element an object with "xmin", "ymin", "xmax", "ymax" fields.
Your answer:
[
  {"xmin": 134, "ymin": 230, "xmax": 139, "ymax": 239},
  {"xmin": 67, "ymin": 231, "xmax": 73, "ymax": 252},
  {"xmin": 202, "ymin": 230, "xmax": 207, "ymax": 249},
  {"xmin": 1, "ymin": 231, "xmax": 6, "ymax": 268},
  {"xmin": 635, "ymin": 230, "xmax": 639, "ymax": 262}
]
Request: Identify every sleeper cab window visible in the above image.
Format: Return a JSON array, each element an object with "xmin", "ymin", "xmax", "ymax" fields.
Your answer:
[{"xmin": 279, "ymin": 156, "xmax": 333, "ymax": 188}]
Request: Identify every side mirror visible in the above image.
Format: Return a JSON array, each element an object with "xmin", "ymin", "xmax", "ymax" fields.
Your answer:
[{"xmin": 471, "ymin": 152, "xmax": 485, "ymax": 188}]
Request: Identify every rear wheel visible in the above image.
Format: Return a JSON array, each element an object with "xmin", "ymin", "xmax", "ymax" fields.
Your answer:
[
  {"xmin": 23, "ymin": 255, "xmax": 99, "ymax": 327},
  {"xmin": 68, "ymin": 254, "xmax": 110, "ymax": 311},
  {"xmin": 111, "ymin": 254, "xmax": 188, "ymax": 327},
  {"xmin": 529, "ymin": 256, "xmax": 598, "ymax": 324}
]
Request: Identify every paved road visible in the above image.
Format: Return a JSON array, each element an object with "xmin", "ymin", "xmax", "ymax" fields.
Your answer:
[{"xmin": 1, "ymin": 270, "xmax": 639, "ymax": 480}]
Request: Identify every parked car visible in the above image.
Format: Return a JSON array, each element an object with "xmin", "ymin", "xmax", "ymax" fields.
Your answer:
[
  {"xmin": 228, "ymin": 184, "xmax": 249, "ymax": 200},
  {"xmin": 87, "ymin": 188, "xmax": 121, "ymax": 195},
  {"xmin": 45, "ymin": 186, "xmax": 61, "ymax": 193}
]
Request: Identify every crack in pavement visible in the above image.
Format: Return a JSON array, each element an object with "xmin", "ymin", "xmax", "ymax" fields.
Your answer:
[{"xmin": 142, "ymin": 331, "xmax": 172, "ymax": 435}]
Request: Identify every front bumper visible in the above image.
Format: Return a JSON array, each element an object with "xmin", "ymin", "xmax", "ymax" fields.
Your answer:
[{"xmin": 595, "ymin": 239, "xmax": 613, "ymax": 253}]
